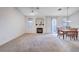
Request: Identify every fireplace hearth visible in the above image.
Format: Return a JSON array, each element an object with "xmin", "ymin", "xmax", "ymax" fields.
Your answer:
[{"xmin": 37, "ymin": 28, "xmax": 43, "ymax": 33}]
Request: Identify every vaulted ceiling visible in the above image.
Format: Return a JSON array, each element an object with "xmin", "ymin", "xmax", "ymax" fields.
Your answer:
[{"xmin": 17, "ymin": 7, "xmax": 79, "ymax": 16}]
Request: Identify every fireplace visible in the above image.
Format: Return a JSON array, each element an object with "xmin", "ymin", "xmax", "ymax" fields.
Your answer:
[{"xmin": 37, "ymin": 28, "xmax": 43, "ymax": 33}]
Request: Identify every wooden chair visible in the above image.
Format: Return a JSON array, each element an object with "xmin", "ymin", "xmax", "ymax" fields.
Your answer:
[{"xmin": 57, "ymin": 28, "xmax": 64, "ymax": 39}]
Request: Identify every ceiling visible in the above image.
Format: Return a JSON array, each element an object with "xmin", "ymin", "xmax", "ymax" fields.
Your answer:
[{"xmin": 17, "ymin": 7, "xmax": 79, "ymax": 16}]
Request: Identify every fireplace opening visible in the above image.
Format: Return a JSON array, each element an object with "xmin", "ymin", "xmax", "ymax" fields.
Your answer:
[{"xmin": 37, "ymin": 28, "xmax": 43, "ymax": 33}]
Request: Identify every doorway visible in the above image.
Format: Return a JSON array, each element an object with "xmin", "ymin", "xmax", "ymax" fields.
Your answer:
[{"xmin": 51, "ymin": 18, "xmax": 57, "ymax": 35}]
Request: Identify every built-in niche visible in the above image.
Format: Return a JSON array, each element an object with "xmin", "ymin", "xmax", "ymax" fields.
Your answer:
[{"xmin": 35, "ymin": 17, "xmax": 44, "ymax": 26}]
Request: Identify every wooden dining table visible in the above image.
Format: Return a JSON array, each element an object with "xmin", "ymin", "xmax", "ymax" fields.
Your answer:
[{"xmin": 61, "ymin": 29, "xmax": 78, "ymax": 40}]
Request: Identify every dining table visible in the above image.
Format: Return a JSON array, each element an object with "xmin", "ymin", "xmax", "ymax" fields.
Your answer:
[{"xmin": 61, "ymin": 28, "xmax": 78, "ymax": 40}]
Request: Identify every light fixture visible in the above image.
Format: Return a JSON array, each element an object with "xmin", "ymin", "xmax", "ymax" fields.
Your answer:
[
  {"xmin": 67, "ymin": 7, "xmax": 69, "ymax": 21},
  {"xmin": 29, "ymin": 7, "xmax": 38, "ymax": 16},
  {"xmin": 64, "ymin": 7, "xmax": 72, "ymax": 28},
  {"xmin": 66, "ymin": 7, "xmax": 72, "ymax": 22},
  {"xmin": 58, "ymin": 8, "xmax": 62, "ymax": 11}
]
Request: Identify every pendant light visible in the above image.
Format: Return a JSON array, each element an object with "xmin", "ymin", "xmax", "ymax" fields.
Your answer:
[
  {"xmin": 66, "ymin": 7, "xmax": 72, "ymax": 22},
  {"xmin": 65, "ymin": 7, "xmax": 72, "ymax": 28}
]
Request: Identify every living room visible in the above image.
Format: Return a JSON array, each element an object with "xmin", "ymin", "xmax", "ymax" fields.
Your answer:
[{"xmin": 0, "ymin": 7, "xmax": 79, "ymax": 52}]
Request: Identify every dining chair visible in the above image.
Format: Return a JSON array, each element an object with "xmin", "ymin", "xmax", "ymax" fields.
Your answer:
[{"xmin": 57, "ymin": 28, "xmax": 64, "ymax": 39}]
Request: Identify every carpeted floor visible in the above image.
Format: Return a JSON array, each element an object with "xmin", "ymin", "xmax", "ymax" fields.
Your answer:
[{"xmin": 0, "ymin": 33, "xmax": 79, "ymax": 52}]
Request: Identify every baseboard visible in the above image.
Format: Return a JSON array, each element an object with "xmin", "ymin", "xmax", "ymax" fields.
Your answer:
[{"xmin": 0, "ymin": 32, "xmax": 25, "ymax": 46}]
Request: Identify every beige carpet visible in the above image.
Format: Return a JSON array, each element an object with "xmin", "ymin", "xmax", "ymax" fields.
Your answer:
[{"xmin": 0, "ymin": 33, "xmax": 79, "ymax": 52}]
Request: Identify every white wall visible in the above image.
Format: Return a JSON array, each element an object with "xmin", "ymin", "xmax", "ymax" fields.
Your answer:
[
  {"xmin": 0, "ymin": 7, "xmax": 25, "ymax": 45},
  {"xmin": 56, "ymin": 16, "xmax": 64, "ymax": 27},
  {"xmin": 45, "ymin": 16, "xmax": 52, "ymax": 33},
  {"xmin": 69, "ymin": 11, "xmax": 79, "ymax": 28}
]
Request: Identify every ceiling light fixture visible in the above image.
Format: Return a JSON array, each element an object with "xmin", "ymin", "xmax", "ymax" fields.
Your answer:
[
  {"xmin": 58, "ymin": 8, "xmax": 62, "ymax": 11},
  {"xmin": 66, "ymin": 7, "xmax": 71, "ymax": 22},
  {"xmin": 29, "ymin": 7, "xmax": 38, "ymax": 16},
  {"xmin": 64, "ymin": 7, "xmax": 72, "ymax": 28}
]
